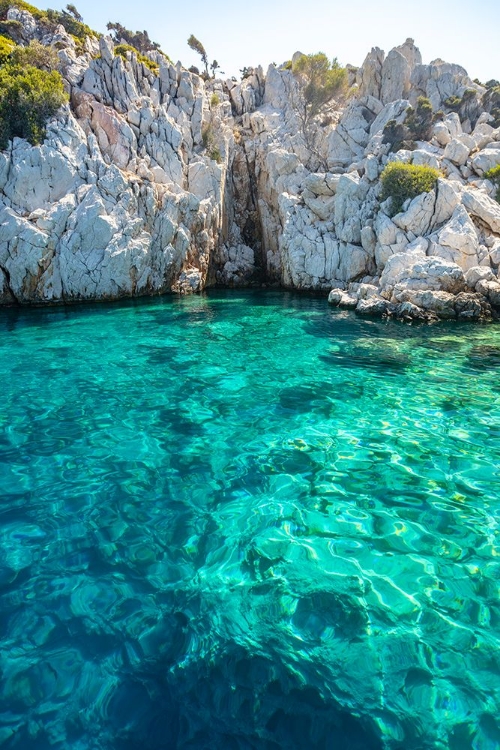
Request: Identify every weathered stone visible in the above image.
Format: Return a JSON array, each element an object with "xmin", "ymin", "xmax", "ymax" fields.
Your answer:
[
  {"xmin": 471, "ymin": 148, "xmax": 500, "ymax": 177},
  {"xmin": 443, "ymin": 139, "xmax": 470, "ymax": 167},
  {"xmin": 356, "ymin": 297, "xmax": 389, "ymax": 315},
  {"xmin": 464, "ymin": 266, "xmax": 495, "ymax": 289},
  {"xmin": 462, "ymin": 190, "xmax": 500, "ymax": 233}
]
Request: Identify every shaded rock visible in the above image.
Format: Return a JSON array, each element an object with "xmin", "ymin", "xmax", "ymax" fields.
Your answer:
[{"xmin": 356, "ymin": 297, "xmax": 389, "ymax": 316}]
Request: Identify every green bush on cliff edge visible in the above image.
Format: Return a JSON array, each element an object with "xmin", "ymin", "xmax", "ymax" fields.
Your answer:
[
  {"xmin": 0, "ymin": 63, "xmax": 67, "ymax": 149},
  {"xmin": 380, "ymin": 161, "xmax": 441, "ymax": 216}
]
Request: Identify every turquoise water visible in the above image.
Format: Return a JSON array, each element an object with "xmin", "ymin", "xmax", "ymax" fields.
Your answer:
[{"xmin": 0, "ymin": 290, "xmax": 500, "ymax": 750}]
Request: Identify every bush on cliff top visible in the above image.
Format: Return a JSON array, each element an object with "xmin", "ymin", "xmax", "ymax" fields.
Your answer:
[
  {"xmin": 0, "ymin": 1, "xmax": 96, "ymax": 43},
  {"xmin": 114, "ymin": 43, "xmax": 159, "ymax": 74},
  {"xmin": 292, "ymin": 53, "xmax": 347, "ymax": 124},
  {"xmin": 380, "ymin": 162, "xmax": 440, "ymax": 216},
  {"xmin": 0, "ymin": 63, "xmax": 67, "ymax": 149}
]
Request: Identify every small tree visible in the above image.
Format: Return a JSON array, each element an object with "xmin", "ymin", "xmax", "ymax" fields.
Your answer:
[
  {"xmin": 292, "ymin": 53, "xmax": 347, "ymax": 128},
  {"xmin": 65, "ymin": 3, "xmax": 83, "ymax": 22},
  {"xmin": 290, "ymin": 52, "xmax": 347, "ymax": 167},
  {"xmin": 210, "ymin": 59, "xmax": 220, "ymax": 78},
  {"xmin": 107, "ymin": 22, "xmax": 160, "ymax": 54},
  {"xmin": 187, "ymin": 34, "xmax": 208, "ymax": 77}
]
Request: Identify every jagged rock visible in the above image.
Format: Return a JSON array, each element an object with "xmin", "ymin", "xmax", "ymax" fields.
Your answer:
[
  {"xmin": 303, "ymin": 173, "xmax": 340, "ymax": 196},
  {"xmin": 394, "ymin": 300, "xmax": 430, "ymax": 320},
  {"xmin": 398, "ymin": 289, "xmax": 458, "ymax": 317},
  {"xmin": 462, "ymin": 189, "xmax": 500, "ymax": 233},
  {"xmin": 0, "ymin": 12, "xmax": 498, "ymax": 324},
  {"xmin": 432, "ymin": 205, "xmax": 480, "ymax": 270},
  {"xmin": 328, "ymin": 289, "xmax": 358, "ymax": 308},
  {"xmin": 356, "ymin": 297, "xmax": 389, "ymax": 315},
  {"xmin": 327, "ymin": 97, "xmax": 382, "ymax": 168},
  {"xmin": 454, "ymin": 291, "xmax": 490, "ymax": 319},
  {"xmin": 476, "ymin": 278, "xmax": 500, "ymax": 307},
  {"xmin": 412, "ymin": 149, "xmax": 440, "ymax": 170},
  {"xmin": 357, "ymin": 48, "xmax": 384, "ymax": 99},
  {"xmin": 465, "ymin": 265, "xmax": 495, "ymax": 288},
  {"xmin": 302, "ymin": 191, "xmax": 336, "ymax": 221},
  {"xmin": 411, "ymin": 60, "xmax": 476, "ymax": 111},
  {"xmin": 443, "ymin": 138, "xmax": 470, "ymax": 166},
  {"xmin": 471, "ymin": 148, "xmax": 500, "ymax": 176},
  {"xmin": 381, "ymin": 50, "xmax": 412, "ymax": 105},
  {"xmin": 380, "ymin": 252, "xmax": 465, "ymax": 299}
]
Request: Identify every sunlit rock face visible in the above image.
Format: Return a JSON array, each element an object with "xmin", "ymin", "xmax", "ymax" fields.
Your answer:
[{"xmin": 0, "ymin": 13, "xmax": 499, "ymax": 320}]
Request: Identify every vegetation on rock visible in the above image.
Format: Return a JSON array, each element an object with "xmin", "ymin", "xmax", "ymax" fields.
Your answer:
[
  {"xmin": 187, "ymin": 33, "xmax": 220, "ymax": 79},
  {"xmin": 485, "ymin": 165, "xmax": 500, "ymax": 202},
  {"xmin": 107, "ymin": 22, "xmax": 159, "ymax": 55},
  {"xmin": 383, "ymin": 97, "xmax": 442, "ymax": 152},
  {"xmin": 0, "ymin": 4, "xmax": 67, "ymax": 151},
  {"xmin": 114, "ymin": 43, "xmax": 159, "ymax": 74},
  {"xmin": 10, "ymin": 38, "xmax": 58, "ymax": 69},
  {"xmin": 292, "ymin": 52, "xmax": 347, "ymax": 126},
  {"xmin": 201, "ymin": 123, "xmax": 222, "ymax": 163},
  {"xmin": 380, "ymin": 161, "xmax": 441, "ymax": 215},
  {"xmin": 0, "ymin": 2, "xmax": 95, "ymax": 50},
  {"xmin": 0, "ymin": 62, "xmax": 67, "ymax": 148},
  {"xmin": 46, "ymin": 5, "xmax": 95, "ymax": 43}
]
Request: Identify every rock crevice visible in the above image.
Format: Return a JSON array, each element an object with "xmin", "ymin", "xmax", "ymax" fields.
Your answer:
[{"xmin": 0, "ymin": 14, "xmax": 499, "ymax": 320}]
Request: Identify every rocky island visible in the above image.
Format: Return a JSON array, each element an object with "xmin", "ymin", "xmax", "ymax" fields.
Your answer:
[{"xmin": 0, "ymin": 4, "xmax": 499, "ymax": 322}]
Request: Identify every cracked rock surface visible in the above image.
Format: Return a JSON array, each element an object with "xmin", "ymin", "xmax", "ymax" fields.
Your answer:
[{"xmin": 0, "ymin": 18, "xmax": 499, "ymax": 321}]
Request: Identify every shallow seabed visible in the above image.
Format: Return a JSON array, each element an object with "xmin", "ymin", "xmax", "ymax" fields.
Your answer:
[{"xmin": 1, "ymin": 290, "xmax": 500, "ymax": 750}]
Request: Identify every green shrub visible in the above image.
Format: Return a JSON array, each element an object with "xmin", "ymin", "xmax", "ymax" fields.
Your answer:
[
  {"xmin": 114, "ymin": 43, "xmax": 158, "ymax": 74},
  {"xmin": 0, "ymin": 0, "xmax": 46, "ymax": 21},
  {"xmin": 210, "ymin": 92, "xmax": 220, "ymax": 107},
  {"xmin": 46, "ymin": 7, "xmax": 96, "ymax": 42},
  {"xmin": 485, "ymin": 165, "xmax": 500, "ymax": 202},
  {"xmin": 201, "ymin": 123, "xmax": 222, "ymax": 163},
  {"xmin": 383, "ymin": 97, "xmax": 442, "ymax": 152},
  {"xmin": 0, "ymin": 63, "xmax": 67, "ymax": 149},
  {"xmin": 0, "ymin": 32, "xmax": 14, "ymax": 62},
  {"xmin": 380, "ymin": 162, "xmax": 441, "ymax": 215},
  {"xmin": 443, "ymin": 95, "xmax": 462, "ymax": 111},
  {"xmin": 292, "ymin": 53, "xmax": 348, "ymax": 122},
  {"xmin": 10, "ymin": 39, "xmax": 58, "ymax": 69},
  {"xmin": 0, "ymin": 1, "xmax": 97, "ymax": 45}
]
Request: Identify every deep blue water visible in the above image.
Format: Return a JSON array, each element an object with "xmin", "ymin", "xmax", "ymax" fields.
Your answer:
[{"xmin": 0, "ymin": 290, "xmax": 499, "ymax": 749}]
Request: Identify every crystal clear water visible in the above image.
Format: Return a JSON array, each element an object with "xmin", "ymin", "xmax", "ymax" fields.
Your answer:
[{"xmin": 1, "ymin": 290, "xmax": 500, "ymax": 750}]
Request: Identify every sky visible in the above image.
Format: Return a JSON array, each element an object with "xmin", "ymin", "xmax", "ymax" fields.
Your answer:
[{"xmin": 53, "ymin": 0, "xmax": 499, "ymax": 83}]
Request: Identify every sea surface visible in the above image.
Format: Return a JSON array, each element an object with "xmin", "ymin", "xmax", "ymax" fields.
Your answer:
[{"xmin": 0, "ymin": 290, "xmax": 499, "ymax": 750}]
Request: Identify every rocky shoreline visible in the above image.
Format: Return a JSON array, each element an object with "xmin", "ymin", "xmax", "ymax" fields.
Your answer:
[{"xmin": 0, "ymin": 8, "xmax": 499, "ymax": 322}]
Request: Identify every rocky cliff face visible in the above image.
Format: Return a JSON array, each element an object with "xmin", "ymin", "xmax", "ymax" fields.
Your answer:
[{"xmin": 1, "ymin": 13, "xmax": 500, "ymax": 321}]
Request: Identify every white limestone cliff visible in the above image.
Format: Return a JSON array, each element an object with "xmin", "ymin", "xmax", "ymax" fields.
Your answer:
[{"xmin": 0, "ymin": 13, "xmax": 500, "ymax": 322}]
